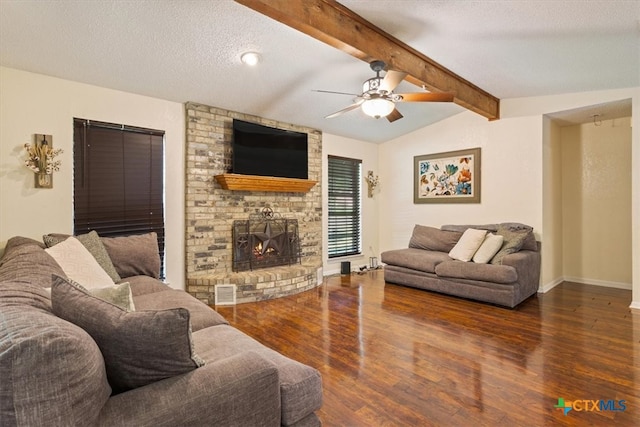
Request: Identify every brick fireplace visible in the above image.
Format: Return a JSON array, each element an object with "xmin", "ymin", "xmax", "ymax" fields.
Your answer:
[{"xmin": 184, "ymin": 102, "xmax": 323, "ymax": 304}]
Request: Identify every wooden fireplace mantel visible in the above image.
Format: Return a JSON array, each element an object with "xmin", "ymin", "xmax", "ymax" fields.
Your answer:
[{"xmin": 214, "ymin": 173, "xmax": 317, "ymax": 193}]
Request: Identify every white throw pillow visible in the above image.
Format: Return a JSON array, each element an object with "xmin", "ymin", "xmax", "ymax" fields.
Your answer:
[
  {"xmin": 472, "ymin": 233, "xmax": 505, "ymax": 264},
  {"xmin": 45, "ymin": 236, "xmax": 114, "ymax": 288},
  {"xmin": 448, "ymin": 228, "xmax": 487, "ymax": 262}
]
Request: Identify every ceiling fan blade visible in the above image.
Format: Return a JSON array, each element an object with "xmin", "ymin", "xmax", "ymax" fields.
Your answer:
[
  {"xmin": 386, "ymin": 108, "xmax": 403, "ymax": 123},
  {"xmin": 325, "ymin": 100, "xmax": 364, "ymax": 119},
  {"xmin": 313, "ymin": 89, "xmax": 361, "ymax": 97},
  {"xmin": 397, "ymin": 92, "xmax": 455, "ymax": 103},
  {"xmin": 379, "ymin": 70, "xmax": 407, "ymax": 93}
]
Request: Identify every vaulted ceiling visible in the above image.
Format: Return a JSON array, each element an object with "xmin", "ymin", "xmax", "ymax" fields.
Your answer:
[{"xmin": 1, "ymin": 0, "xmax": 638, "ymax": 142}]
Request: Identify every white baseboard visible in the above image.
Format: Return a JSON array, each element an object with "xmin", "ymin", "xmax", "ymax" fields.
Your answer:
[
  {"xmin": 323, "ymin": 267, "xmax": 341, "ymax": 276},
  {"xmin": 562, "ymin": 276, "xmax": 632, "ymax": 290},
  {"xmin": 629, "ymin": 301, "xmax": 640, "ymax": 311},
  {"xmin": 539, "ymin": 277, "xmax": 563, "ymax": 293},
  {"xmin": 540, "ymin": 276, "xmax": 632, "ymax": 293}
]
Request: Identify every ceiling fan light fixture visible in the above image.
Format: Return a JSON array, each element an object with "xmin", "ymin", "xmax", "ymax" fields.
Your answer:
[
  {"xmin": 361, "ymin": 97, "xmax": 395, "ymax": 118},
  {"xmin": 240, "ymin": 51, "xmax": 261, "ymax": 66}
]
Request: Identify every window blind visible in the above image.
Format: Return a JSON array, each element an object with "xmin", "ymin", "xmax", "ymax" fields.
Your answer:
[
  {"xmin": 73, "ymin": 118, "xmax": 165, "ymax": 275},
  {"xmin": 328, "ymin": 155, "xmax": 362, "ymax": 258}
]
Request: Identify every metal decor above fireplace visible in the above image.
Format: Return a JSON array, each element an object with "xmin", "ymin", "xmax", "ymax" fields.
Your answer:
[{"xmin": 232, "ymin": 207, "xmax": 301, "ymax": 272}]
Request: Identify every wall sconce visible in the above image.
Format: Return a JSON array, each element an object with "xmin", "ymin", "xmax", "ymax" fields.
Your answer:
[
  {"xmin": 365, "ymin": 170, "xmax": 379, "ymax": 198},
  {"xmin": 23, "ymin": 134, "xmax": 62, "ymax": 188}
]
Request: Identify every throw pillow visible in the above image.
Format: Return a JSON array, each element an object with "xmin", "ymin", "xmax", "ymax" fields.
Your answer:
[
  {"xmin": 520, "ymin": 231, "xmax": 538, "ymax": 251},
  {"xmin": 490, "ymin": 226, "xmax": 530, "ymax": 265},
  {"xmin": 89, "ymin": 282, "xmax": 135, "ymax": 311},
  {"xmin": 448, "ymin": 228, "xmax": 487, "ymax": 262},
  {"xmin": 408, "ymin": 225, "xmax": 463, "ymax": 253},
  {"xmin": 45, "ymin": 237, "xmax": 114, "ymax": 288},
  {"xmin": 497, "ymin": 222, "xmax": 538, "ymax": 251},
  {"xmin": 101, "ymin": 232, "xmax": 161, "ymax": 279},
  {"xmin": 441, "ymin": 224, "xmax": 498, "ymax": 233},
  {"xmin": 472, "ymin": 233, "xmax": 504, "ymax": 264},
  {"xmin": 51, "ymin": 275, "xmax": 204, "ymax": 393},
  {"xmin": 44, "ymin": 231, "xmax": 122, "ymax": 283}
]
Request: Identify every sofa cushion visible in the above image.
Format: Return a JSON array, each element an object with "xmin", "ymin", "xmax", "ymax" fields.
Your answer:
[
  {"xmin": 381, "ymin": 248, "xmax": 451, "ymax": 274},
  {"xmin": 44, "ymin": 231, "xmax": 122, "ymax": 282},
  {"xmin": 0, "ymin": 236, "xmax": 65, "ymax": 288},
  {"xmin": 408, "ymin": 225, "xmax": 462, "ymax": 253},
  {"xmin": 472, "ymin": 233, "xmax": 504, "ymax": 264},
  {"xmin": 51, "ymin": 275, "xmax": 204, "ymax": 393},
  {"xmin": 435, "ymin": 260, "xmax": 518, "ymax": 284},
  {"xmin": 125, "ymin": 275, "xmax": 173, "ymax": 295},
  {"xmin": 448, "ymin": 228, "xmax": 487, "ymax": 262},
  {"xmin": 133, "ymin": 289, "xmax": 229, "ymax": 331},
  {"xmin": 102, "ymin": 232, "xmax": 161, "ymax": 279},
  {"xmin": 45, "ymin": 236, "xmax": 114, "ymax": 288},
  {"xmin": 0, "ymin": 280, "xmax": 52, "ymax": 311},
  {"xmin": 491, "ymin": 226, "xmax": 531, "ymax": 265},
  {"xmin": 0, "ymin": 283, "xmax": 111, "ymax": 426},
  {"xmin": 193, "ymin": 324, "xmax": 323, "ymax": 426}
]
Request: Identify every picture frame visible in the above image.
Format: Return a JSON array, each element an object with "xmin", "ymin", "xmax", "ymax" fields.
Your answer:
[{"xmin": 414, "ymin": 147, "xmax": 481, "ymax": 204}]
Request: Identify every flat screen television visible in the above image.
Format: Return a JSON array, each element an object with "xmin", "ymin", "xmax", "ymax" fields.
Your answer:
[{"xmin": 232, "ymin": 119, "xmax": 308, "ymax": 179}]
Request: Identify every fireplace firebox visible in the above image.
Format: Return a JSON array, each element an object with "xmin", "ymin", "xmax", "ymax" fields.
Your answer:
[{"xmin": 232, "ymin": 207, "xmax": 301, "ymax": 272}]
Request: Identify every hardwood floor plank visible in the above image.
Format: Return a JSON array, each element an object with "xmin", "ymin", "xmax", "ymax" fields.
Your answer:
[{"xmin": 216, "ymin": 271, "xmax": 639, "ymax": 426}]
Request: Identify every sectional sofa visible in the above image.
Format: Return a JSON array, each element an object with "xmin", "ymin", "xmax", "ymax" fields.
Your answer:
[
  {"xmin": 0, "ymin": 233, "xmax": 322, "ymax": 426},
  {"xmin": 381, "ymin": 223, "xmax": 541, "ymax": 308}
]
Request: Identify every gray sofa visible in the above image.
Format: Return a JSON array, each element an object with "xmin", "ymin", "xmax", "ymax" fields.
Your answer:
[
  {"xmin": 381, "ymin": 223, "xmax": 541, "ymax": 308},
  {"xmin": 0, "ymin": 235, "xmax": 322, "ymax": 426}
]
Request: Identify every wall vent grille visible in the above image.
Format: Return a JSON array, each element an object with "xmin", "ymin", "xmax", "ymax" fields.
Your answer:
[{"xmin": 214, "ymin": 284, "xmax": 236, "ymax": 305}]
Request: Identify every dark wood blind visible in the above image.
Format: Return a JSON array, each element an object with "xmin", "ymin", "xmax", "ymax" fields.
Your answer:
[
  {"xmin": 328, "ymin": 155, "xmax": 362, "ymax": 258},
  {"xmin": 73, "ymin": 118, "xmax": 165, "ymax": 275}
]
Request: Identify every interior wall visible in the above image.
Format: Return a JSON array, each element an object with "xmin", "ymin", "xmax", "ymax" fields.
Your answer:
[
  {"xmin": 0, "ymin": 67, "xmax": 186, "ymax": 289},
  {"xmin": 633, "ymin": 94, "xmax": 640, "ymax": 310},
  {"xmin": 322, "ymin": 133, "xmax": 379, "ymax": 275},
  {"xmin": 541, "ymin": 117, "xmax": 564, "ymax": 289},
  {"xmin": 561, "ymin": 117, "xmax": 632, "ymax": 288},
  {"xmin": 378, "ymin": 111, "xmax": 544, "ymax": 253}
]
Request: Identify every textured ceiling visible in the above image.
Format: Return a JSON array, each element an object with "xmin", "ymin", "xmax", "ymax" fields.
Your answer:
[{"xmin": 1, "ymin": 0, "xmax": 638, "ymax": 142}]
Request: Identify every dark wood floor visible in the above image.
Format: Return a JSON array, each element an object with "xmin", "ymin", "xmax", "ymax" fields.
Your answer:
[{"xmin": 216, "ymin": 270, "xmax": 640, "ymax": 426}]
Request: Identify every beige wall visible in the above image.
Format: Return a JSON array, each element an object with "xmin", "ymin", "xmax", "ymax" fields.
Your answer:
[
  {"xmin": 378, "ymin": 111, "xmax": 544, "ymax": 251},
  {"xmin": 561, "ymin": 117, "xmax": 632, "ymax": 287},
  {"xmin": 0, "ymin": 67, "xmax": 186, "ymax": 289},
  {"xmin": 322, "ymin": 133, "xmax": 379, "ymax": 275},
  {"xmin": 541, "ymin": 118, "xmax": 564, "ymax": 288}
]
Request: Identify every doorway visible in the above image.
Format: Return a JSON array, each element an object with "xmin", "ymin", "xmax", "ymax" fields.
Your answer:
[{"xmin": 543, "ymin": 99, "xmax": 632, "ymax": 291}]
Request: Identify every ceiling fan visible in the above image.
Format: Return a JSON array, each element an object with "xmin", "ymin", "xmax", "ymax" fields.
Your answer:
[{"xmin": 316, "ymin": 60, "xmax": 455, "ymax": 123}]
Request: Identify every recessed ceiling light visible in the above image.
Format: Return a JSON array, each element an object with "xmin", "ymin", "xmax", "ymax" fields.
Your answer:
[{"xmin": 240, "ymin": 52, "xmax": 261, "ymax": 66}]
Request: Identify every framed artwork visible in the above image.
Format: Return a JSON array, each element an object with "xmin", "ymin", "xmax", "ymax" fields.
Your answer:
[{"xmin": 414, "ymin": 147, "xmax": 481, "ymax": 204}]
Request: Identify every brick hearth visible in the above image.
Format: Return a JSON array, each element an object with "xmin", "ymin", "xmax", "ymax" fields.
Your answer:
[{"xmin": 184, "ymin": 102, "xmax": 323, "ymax": 304}]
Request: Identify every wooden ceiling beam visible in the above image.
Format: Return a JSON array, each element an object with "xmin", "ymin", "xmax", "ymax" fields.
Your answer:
[{"xmin": 235, "ymin": 0, "xmax": 500, "ymax": 121}]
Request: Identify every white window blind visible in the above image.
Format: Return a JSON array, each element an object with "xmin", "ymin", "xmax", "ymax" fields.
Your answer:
[{"xmin": 328, "ymin": 155, "xmax": 362, "ymax": 258}]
